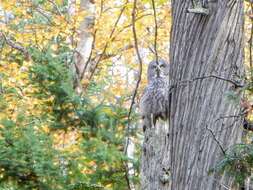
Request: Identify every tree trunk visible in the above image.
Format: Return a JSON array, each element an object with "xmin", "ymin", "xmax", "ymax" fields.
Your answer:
[
  {"xmin": 141, "ymin": 122, "xmax": 171, "ymax": 190},
  {"xmin": 69, "ymin": 0, "xmax": 95, "ymax": 93},
  {"xmin": 141, "ymin": 1, "xmax": 245, "ymax": 190}
]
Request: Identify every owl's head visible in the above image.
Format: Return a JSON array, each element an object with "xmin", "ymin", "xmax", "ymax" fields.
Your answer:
[{"xmin": 147, "ymin": 59, "xmax": 169, "ymax": 82}]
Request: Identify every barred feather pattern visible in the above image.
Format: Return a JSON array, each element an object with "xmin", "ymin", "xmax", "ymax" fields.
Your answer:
[{"xmin": 140, "ymin": 60, "xmax": 169, "ymax": 129}]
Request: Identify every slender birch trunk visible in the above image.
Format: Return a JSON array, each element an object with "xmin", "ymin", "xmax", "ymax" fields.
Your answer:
[{"xmin": 69, "ymin": 0, "xmax": 95, "ymax": 93}]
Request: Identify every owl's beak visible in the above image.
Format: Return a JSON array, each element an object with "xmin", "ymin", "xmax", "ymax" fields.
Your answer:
[{"xmin": 156, "ymin": 66, "xmax": 161, "ymax": 77}]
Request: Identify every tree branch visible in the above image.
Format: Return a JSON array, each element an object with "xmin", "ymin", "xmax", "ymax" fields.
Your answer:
[
  {"xmin": 151, "ymin": 0, "xmax": 159, "ymax": 62},
  {"xmin": 123, "ymin": 0, "xmax": 143, "ymax": 189},
  {"xmin": 192, "ymin": 75, "xmax": 244, "ymax": 88},
  {"xmin": 205, "ymin": 125, "xmax": 226, "ymax": 155},
  {"xmin": 88, "ymin": 0, "xmax": 129, "ymax": 81},
  {"xmin": 91, "ymin": 44, "xmax": 134, "ymax": 62},
  {"xmin": 48, "ymin": 0, "xmax": 63, "ymax": 16},
  {"xmin": 0, "ymin": 32, "xmax": 30, "ymax": 59},
  {"xmin": 214, "ymin": 112, "xmax": 246, "ymax": 123},
  {"xmin": 171, "ymin": 74, "xmax": 244, "ymax": 89},
  {"xmin": 124, "ymin": 0, "xmax": 143, "ymax": 155},
  {"xmin": 249, "ymin": 2, "xmax": 253, "ymax": 80}
]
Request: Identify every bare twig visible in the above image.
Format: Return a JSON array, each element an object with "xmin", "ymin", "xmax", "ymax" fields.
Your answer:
[
  {"xmin": 214, "ymin": 112, "xmax": 246, "ymax": 123},
  {"xmin": 171, "ymin": 74, "xmax": 244, "ymax": 89},
  {"xmin": 35, "ymin": 7, "xmax": 53, "ymax": 24},
  {"xmin": 0, "ymin": 32, "xmax": 30, "ymax": 59},
  {"xmin": 124, "ymin": 0, "xmax": 143, "ymax": 155},
  {"xmin": 151, "ymin": 0, "xmax": 159, "ymax": 62},
  {"xmin": 0, "ymin": 78, "xmax": 3, "ymax": 95},
  {"xmin": 212, "ymin": 178, "xmax": 231, "ymax": 190},
  {"xmin": 48, "ymin": 0, "xmax": 63, "ymax": 16},
  {"xmin": 167, "ymin": 74, "xmax": 244, "ymax": 102},
  {"xmin": 191, "ymin": 75, "xmax": 244, "ymax": 87},
  {"xmin": 100, "ymin": 0, "xmax": 105, "ymax": 17},
  {"xmin": 88, "ymin": 0, "xmax": 129, "ymax": 81},
  {"xmin": 112, "ymin": 13, "xmax": 152, "ymax": 41},
  {"xmin": 205, "ymin": 125, "xmax": 226, "ymax": 155},
  {"xmin": 249, "ymin": 3, "xmax": 253, "ymax": 80},
  {"xmin": 124, "ymin": 163, "xmax": 132, "ymax": 190},
  {"xmin": 123, "ymin": 0, "xmax": 143, "ymax": 189},
  {"xmin": 91, "ymin": 44, "xmax": 134, "ymax": 62}
]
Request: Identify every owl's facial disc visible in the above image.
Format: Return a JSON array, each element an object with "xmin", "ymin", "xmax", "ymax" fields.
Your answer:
[{"xmin": 147, "ymin": 59, "xmax": 169, "ymax": 82}]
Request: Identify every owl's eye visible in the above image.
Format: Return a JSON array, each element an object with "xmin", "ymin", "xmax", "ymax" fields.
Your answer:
[{"xmin": 160, "ymin": 64, "xmax": 165, "ymax": 68}]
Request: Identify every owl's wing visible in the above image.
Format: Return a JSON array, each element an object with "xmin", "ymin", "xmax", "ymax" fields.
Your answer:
[
  {"xmin": 140, "ymin": 85, "xmax": 152, "ymax": 104},
  {"xmin": 140, "ymin": 86, "xmax": 153, "ymax": 129},
  {"xmin": 140, "ymin": 85, "xmax": 154, "ymax": 117}
]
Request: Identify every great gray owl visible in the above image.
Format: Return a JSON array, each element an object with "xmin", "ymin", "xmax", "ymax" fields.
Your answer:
[{"xmin": 140, "ymin": 59, "xmax": 170, "ymax": 129}]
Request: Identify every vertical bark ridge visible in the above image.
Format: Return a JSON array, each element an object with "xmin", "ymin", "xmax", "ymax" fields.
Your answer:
[
  {"xmin": 141, "ymin": 0, "xmax": 244, "ymax": 189},
  {"xmin": 169, "ymin": 0, "xmax": 244, "ymax": 189}
]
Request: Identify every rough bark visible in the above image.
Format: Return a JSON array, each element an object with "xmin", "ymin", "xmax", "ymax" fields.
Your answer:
[
  {"xmin": 141, "ymin": 0, "xmax": 245, "ymax": 190},
  {"xmin": 141, "ymin": 122, "xmax": 171, "ymax": 190}
]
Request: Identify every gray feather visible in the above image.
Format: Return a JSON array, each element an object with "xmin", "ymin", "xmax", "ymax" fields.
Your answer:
[{"xmin": 140, "ymin": 59, "xmax": 170, "ymax": 128}]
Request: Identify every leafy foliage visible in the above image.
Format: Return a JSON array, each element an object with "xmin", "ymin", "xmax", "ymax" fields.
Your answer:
[
  {"xmin": 1, "ymin": 0, "xmax": 172, "ymax": 188},
  {"xmin": 211, "ymin": 144, "xmax": 253, "ymax": 185},
  {"xmin": 0, "ymin": 44, "xmax": 136, "ymax": 188},
  {"xmin": 0, "ymin": 119, "xmax": 64, "ymax": 190}
]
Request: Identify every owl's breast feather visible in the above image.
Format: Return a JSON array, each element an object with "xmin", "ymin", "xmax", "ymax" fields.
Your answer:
[{"xmin": 140, "ymin": 77, "xmax": 168, "ymax": 116}]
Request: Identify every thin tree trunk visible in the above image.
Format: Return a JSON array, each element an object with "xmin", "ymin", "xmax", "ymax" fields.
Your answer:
[
  {"xmin": 69, "ymin": 0, "xmax": 95, "ymax": 93},
  {"xmin": 141, "ymin": 0, "xmax": 245, "ymax": 189}
]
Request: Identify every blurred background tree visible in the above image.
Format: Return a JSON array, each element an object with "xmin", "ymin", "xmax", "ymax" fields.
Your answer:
[{"xmin": 0, "ymin": 0, "xmax": 169, "ymax": 189}]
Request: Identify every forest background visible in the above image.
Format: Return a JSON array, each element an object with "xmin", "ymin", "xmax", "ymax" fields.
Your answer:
[{"xmin": 0, "ymin": 0, "xmax": 252, "ymax": 190}]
